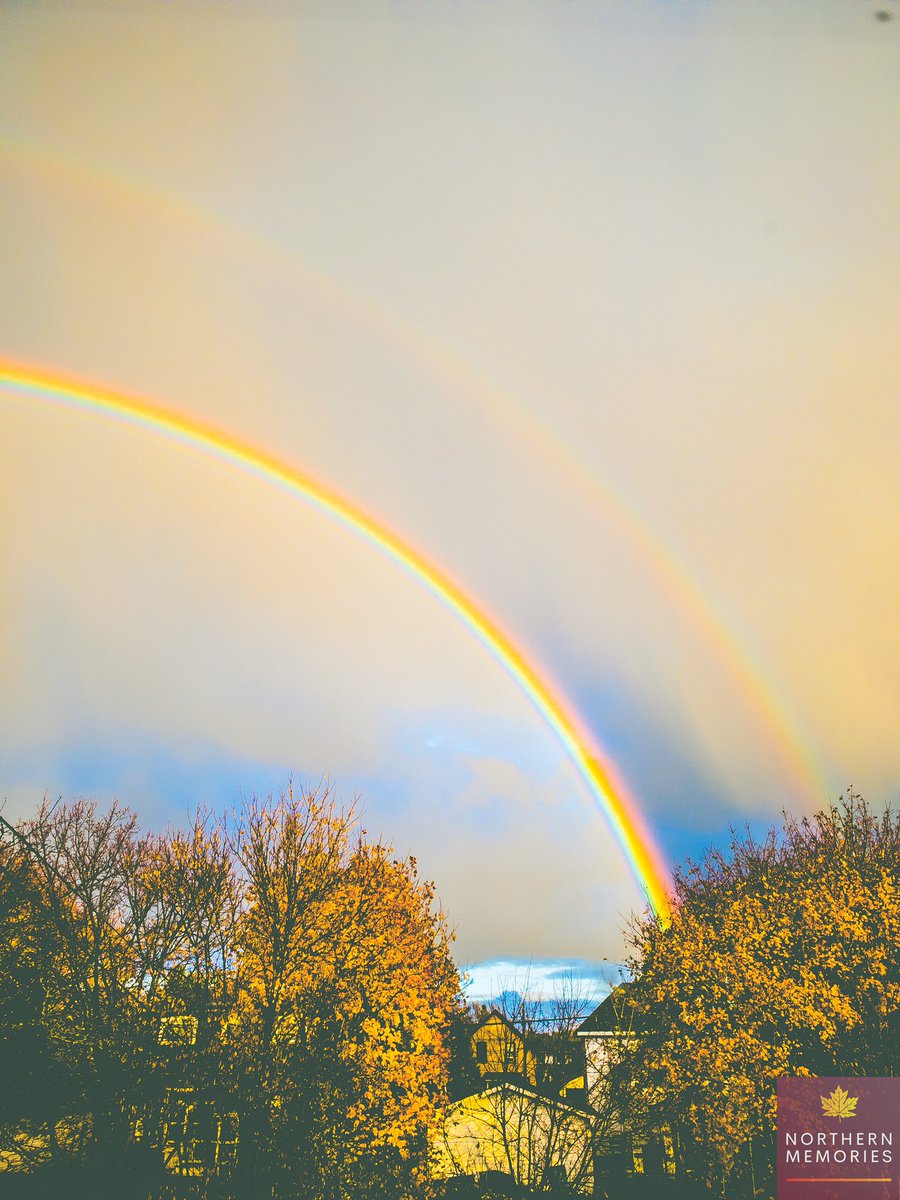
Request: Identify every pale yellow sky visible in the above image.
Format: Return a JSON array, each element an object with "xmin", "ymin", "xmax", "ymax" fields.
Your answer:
[{"xmin": 1, "ymin": 0, "xmax": 897, "ymax": 961}]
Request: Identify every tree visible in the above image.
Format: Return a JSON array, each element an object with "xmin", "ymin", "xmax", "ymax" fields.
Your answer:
[
  {"xmin": 126, "ymin": 807, "xmax": 242, "ymax": 1181},
  {"xmin": 5, "ymin": 799, "xmax": 144, "ymax": 1171},
  {"xmin": 619, "ymin": 793, "xmax": 900, "ymax": 1199},
  {"xmin": 0, "ymin": 799, "xmax": 236, "ymax": 1189},
  {"xmin": 0, "ymin": 785, "xmax": 463, "ymax": 1200},
  {"xmin": 0, "ymin": 827, "xmax": 81, "ymax": 1169},
  {"xmin": 222, "ymin": 783, "xmax": 462, "ymax": 1200}
]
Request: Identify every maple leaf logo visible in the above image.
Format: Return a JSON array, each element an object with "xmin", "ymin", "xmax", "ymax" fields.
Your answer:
[{"xmin": 821, "ymin": 1086, "xmax": 859, "ymax": 1120}]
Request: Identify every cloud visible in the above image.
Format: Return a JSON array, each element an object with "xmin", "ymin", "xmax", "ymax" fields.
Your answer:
[
  {"xmin": 462, "ymin": 959, "xmax": 621, "ymax": 1008},
  {"xmin": 1, "ymin": 0, "xmax": 897, "ymax": 965}
]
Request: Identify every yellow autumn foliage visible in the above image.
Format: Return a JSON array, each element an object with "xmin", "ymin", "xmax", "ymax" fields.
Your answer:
[
  {"xmin": 226, "ymin": 785, "xmax": 462, "ymax": 1198},
  {"xmin": 0, "ymin": 786, "xmax": 462, "ymax": 1200},
  {"xmin": 621, "ymin": 793, "xmax": 900, "ymax": 1198}
]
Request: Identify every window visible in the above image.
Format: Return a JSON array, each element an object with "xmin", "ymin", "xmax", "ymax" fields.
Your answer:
[
  {"xmin": 475, "ymin": 1041, "xmax": 487, "ymax": 1064},
  {"xmin": 159, "ymin": 1014, "xmax": 198, "ymax": 1046}
]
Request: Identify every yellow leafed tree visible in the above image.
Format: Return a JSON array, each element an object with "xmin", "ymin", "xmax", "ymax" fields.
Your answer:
[
  {"xmin": 619, "ymin": 793, "xmax": 900, "ymax": 1199},
  {"xmin": 0, "ymin": 787, "xmax": 462, "ymax": 1200},
  {"xmin": 226, "ymin": 784, "xmax": 462, "ymax": 1200}
]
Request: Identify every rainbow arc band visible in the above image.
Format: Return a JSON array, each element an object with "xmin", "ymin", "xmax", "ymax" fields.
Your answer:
[
  {"xmin": 1, "ymin": 360, "xmax": 672, "ymax": 923},
  {"xmin": 1, "ymin": 133, "xmax": 825, "ymax": 810}
]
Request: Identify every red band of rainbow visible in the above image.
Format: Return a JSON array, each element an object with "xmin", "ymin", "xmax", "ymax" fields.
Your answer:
[{"xmin": 1, "ymin": 360, "xmax": 672, "ymax": 922}]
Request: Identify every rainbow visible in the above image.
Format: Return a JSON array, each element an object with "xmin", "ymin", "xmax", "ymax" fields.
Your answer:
[
  {"xmin": 0, "ymin": 133, "xmax": 826, "ymax": 807},
  {"xmin": 1, "ymin": 360, "xmax": 672, "ymax": 922}
]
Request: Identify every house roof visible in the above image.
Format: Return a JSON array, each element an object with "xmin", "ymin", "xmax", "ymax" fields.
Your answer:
[
  {"xmin": 529, "ymin": 1031, "xmax": 582, "ymax": 1058},
  {"xmin": 472, "ymin": 1010, "xmax": 525, "ymax": 1040},
  {"xmin": 575, "ymin": 986, "xmax": 639, "ymax": 1035},
  {"xmin": 446, "ymin": 1081, "xmax": 595, "ymax": 1123}
]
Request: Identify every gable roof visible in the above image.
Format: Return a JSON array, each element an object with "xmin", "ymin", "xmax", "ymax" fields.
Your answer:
[
  {"xmin": 472, "ymin": 1009, "xmax": 525, "ymax": 1040},
  {"xmin": 575, "ymin": 986, "xmax": 639, "ymax": 1036},
  {"xmin": 446, "ymin": 1080, "xmax": 595, "ymax": 1123}
]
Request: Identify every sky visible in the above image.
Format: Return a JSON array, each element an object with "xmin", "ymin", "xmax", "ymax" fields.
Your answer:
[{"xmin": 1, "ymin": 0, "xmax": 897, "ymax": 975}]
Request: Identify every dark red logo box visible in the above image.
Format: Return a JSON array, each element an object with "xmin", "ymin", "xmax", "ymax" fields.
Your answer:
[{"xmin": 778, "ymin": 1077, "xmax": 900, "ymax": 1200}]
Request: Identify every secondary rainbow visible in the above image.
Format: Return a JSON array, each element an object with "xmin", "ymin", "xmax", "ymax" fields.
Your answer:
[
  {"xmin": 1, "ymin": 360, "xmax": 672, "ymax": 922},
  {"xmin": 1, "ymin": 134, "xmax": 826, "ymax": 807}
]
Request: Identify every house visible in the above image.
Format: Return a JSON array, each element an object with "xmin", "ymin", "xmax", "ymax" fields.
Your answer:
[
  {"xmin": 470, "ymin": 1011, "xmax": 538, "ymax": 1086},
  {"xmin": 132, "ymin": 1013, "xmax": 239, "ymax": 1179},
  {"xmin": 576, "ymin": 987, "xmax": 676, "ymax": 1182},
  {"xmin": 576, "ymin": 986, "xmax": 639, "ymax": 1104},
  {"xmin": 434, "ymin": 1083, "xmax": 594, "ymax": 1196},
  {"xmin": 469, "ymin": 1009, "xmax": 588, "ymax": 1100},
  {"xmin": 437, "ymin": 1010, "xmax": 594, "ymax": 1194}
]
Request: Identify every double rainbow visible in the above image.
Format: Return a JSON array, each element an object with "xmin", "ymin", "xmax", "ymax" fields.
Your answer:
[
  {"xmin": 1, "ymin": 133, "xmax": 825, "ymax": 809},
  {"xmin": 1, "ymin": 360, "xmax": 672, "ymax": 922}
]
